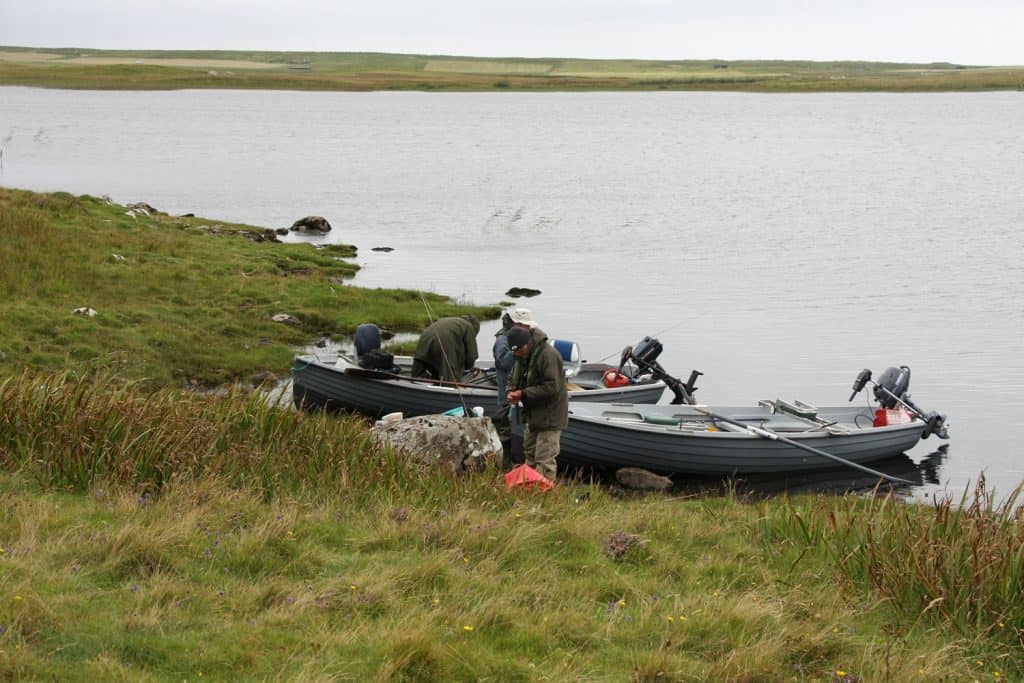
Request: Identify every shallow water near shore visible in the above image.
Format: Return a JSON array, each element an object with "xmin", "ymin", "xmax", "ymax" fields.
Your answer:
[{"xmin": 3, "ymin": 87, "xmax": 1022, "ymax": 502}]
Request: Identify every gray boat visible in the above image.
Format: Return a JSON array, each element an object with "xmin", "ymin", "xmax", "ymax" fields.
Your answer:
[
  {"xmin": 560, "ymin": 366, "xmax": 949, "ymax": 476},
  {"xmin": 292, "ymin": 354, "xmax": 668, "ymax": 417}
]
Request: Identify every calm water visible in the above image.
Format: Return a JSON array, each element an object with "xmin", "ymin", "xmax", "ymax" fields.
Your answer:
[{"xmin": 3, "ymin": 87, "xmax": 1022, "ymax": 500}]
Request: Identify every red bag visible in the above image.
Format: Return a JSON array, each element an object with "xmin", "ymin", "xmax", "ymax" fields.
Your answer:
[
  {"xmin": 873, "ymin": 407, "xmax": 912, "ymax": 427},
  {"xmin": 602, "ymin": 369, "xmax": 631, "ymax": 388},
  {"xmin": 505, "ymin": 464, "xmax": 555, "ymax": 491}
]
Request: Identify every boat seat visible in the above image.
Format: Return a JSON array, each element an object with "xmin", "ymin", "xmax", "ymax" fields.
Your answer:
[
  {"xmin": 760, "ymin": 398, "xmax": 819, "ymax": 419},
  {"xmin": 642, "ymin": 415, "xmax": 680, "ymax": 426}
]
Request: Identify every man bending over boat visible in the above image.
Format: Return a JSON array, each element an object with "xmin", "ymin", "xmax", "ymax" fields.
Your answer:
[
  {"xmin": 505, "ymin": 325, "xmax": 568, "ymax": 482},
  {"xmin": 411, "ymin": 315, "xmax": 480, "ymax": 383}
]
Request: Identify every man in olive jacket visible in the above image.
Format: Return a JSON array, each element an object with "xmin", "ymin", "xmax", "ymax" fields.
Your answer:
[
  {"xmin": 505, "ymin": 325, "xmax": 569, "ymax": 482},
  {"xmin": 412, "ymin": 315, "xmax": 480, "ymax": 382}
]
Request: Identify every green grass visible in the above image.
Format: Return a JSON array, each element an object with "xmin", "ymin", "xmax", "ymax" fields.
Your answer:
[
  {"xmin": 0, "ymin": 372, "xmax": 1020, "ymax": 680},
  {"xmin": 0, "ymin": 187, "xmax": 499, "ymax": 388},
  {"xmin": 2, "ymin": 45, "xmax": 1023, "ymax": 92}
]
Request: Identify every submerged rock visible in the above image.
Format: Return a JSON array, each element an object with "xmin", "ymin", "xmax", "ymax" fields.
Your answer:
[{"xmin": 370, "ymin": 414, "xmax": 502, "ymax": 473}]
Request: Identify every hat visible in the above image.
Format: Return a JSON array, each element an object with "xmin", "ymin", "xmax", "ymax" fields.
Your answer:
[
  {"xmin": 506, "ymin": 307, "xmax": 536, "ymax": 328},
  {"xmin": 506, "ymin": 326, "xmax": 532, "ymax": 351}
]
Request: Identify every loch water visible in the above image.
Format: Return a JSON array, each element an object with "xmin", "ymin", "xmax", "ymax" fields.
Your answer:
[{"xmin": 3, "ymin": 86, "xmax": 1022, "ymax": 501}]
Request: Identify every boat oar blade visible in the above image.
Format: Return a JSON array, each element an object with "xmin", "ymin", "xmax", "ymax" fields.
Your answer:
[{"xmin": 694, "ymin": 407, "xmax": 914, "ymax": 486}]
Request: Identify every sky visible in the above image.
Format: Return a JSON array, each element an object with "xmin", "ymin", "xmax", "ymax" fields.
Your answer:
[{"xmin": 1, "ymin": 0, "xmax": 1021, "ymax": 66}]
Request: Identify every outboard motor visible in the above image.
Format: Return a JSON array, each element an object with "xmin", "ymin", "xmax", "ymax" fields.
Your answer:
[
  {"xmin": 848, "ymin": 365, "xmax": 948, "ymax": 439},
  {"xmin": 623, "ymin": 336, "xmax": 702, "ymax": 405},
  {"xmin": 354, "ymin": 323, "xmax": 397, "ymax": 371},
  {"xmin": 354, "ymin": 323, "xmax": 382, "ymax": 358}
]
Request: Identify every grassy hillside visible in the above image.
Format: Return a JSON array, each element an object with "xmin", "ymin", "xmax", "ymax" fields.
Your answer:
[
  {"xmin": 2, "ymin": 46, "xmax": 1023, "ymax": 92},
  {"xmin": 0, "ymin": 187, "xmax": 499, "ymax": 388}
]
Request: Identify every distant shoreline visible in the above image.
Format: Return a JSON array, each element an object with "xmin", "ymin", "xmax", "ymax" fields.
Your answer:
[{"xmin": 2, "ymin": 45, "xmax": 1022, "ymax": 93}]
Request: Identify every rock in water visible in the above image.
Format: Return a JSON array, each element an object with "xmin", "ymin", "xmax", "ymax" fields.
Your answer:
[
  {"xmin": 615, "ymin": 467, "xmax": 673, "ymax": 491},
  {"xmin": 370, "ymin": 415, "xmax": 502, "ymax": 473},
  {"xmin": 289, "ymin": 215, "xmax": 332, "ymax": 233},
  {"xmin": 505, "ymin": 286, "xmax": 542, "ymax": 298}
]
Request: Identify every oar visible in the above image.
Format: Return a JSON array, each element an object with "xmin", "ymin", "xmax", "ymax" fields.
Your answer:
[
  {"xmin": 693, "ymin": 407, "xmax": 914, "ymax": 485},
  {"xmin": 343, "ymin": 366, "xmax": 484, "ymax": 390}
]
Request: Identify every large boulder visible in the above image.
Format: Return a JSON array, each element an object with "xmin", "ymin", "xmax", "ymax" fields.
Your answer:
[
  {"xmin": 289, "ymin": 215, "xmax": 332, "ymax": 233},
  {"xmin": 370, "ymin": 415, "xmax": 502, "ymax": 473}
]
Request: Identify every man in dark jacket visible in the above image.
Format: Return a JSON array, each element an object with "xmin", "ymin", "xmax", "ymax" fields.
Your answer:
[
  {"xmin": 493, "ymin": 307, "xmax": 538, "ymax": 467},
  {"xmin": 505, "ymin": 325, "xmax": 568, "ymax": 482},
  {"xmin": 412, "ymin": 315, "xmax": 480, "ymax": 382}
]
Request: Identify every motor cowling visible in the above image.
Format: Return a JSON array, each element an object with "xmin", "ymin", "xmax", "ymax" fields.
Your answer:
[
  {"xmin": 873, "ymin": 366, "xmax": 911, "ymax": 408},
  {"xmin": 631, "ymin": 336, "xmax": 664, "ymax": 367}
]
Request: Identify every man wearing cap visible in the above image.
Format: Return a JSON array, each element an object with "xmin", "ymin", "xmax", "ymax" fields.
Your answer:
[
  {"xmin": 411, "ymin": 315, "xmax": 480, "ymax": 383},
  {"xmin": 505, "ymin": 324, "xmax": 568, "ymax": 482},
  {"xmin": 493, "ymin": 308, "xmax": 537, "ymax": 466}
]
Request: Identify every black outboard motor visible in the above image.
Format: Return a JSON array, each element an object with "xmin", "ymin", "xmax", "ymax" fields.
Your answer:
[
  {"xmin": 848, "ymin": 365, "xmax": 948, "ymax": 439},
  {"xmin": 354, "ymin": 323, "xmax": 397, "ymax": 372},
  {"xmin": 625, "ymin": 336, "xmax": 702, "ymax": 405}
]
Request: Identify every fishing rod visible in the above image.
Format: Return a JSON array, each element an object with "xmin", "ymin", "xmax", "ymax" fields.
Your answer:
[{"xmin": 594, "ymin": 319, "xmax": 691, "ymax": 363}]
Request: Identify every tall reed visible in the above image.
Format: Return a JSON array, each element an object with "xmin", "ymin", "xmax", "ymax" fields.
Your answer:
[
  {"xmin": 0, "ymin": 371, "xmax": 498, "ymax": 506},
  {"xmin": 760, "ymin": 482, "xmax": 1024, "ymax": 651}
]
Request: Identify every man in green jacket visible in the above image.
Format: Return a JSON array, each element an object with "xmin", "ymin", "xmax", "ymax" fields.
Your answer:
[
  {"xmin": 411, "ymin": 315, "xmax": 480, "ymax": 382},
  {"xmin": 505, "ymin": 325, "xmax": 569, "ymax": 482}
]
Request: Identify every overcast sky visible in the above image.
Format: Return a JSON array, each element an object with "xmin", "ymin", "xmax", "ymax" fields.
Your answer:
[{"xmin": 1, "ymin": 0, "xmax": 1021, "ymax": 65}]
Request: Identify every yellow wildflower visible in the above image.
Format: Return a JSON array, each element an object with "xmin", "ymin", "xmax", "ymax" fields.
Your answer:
[{"xmin": 463, "ymin": 625, "xmax": 473, "ymax": 632}]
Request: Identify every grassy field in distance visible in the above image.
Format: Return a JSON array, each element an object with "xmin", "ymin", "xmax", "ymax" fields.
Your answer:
[{"xmin": 2, "ymin": 45, "xmax": 1022, "ymax": 91}]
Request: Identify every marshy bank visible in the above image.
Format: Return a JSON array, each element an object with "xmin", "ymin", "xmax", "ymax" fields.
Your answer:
[
  {"xmin": 1, "ymin": 187, "xmax": 1021, "ymax": 679},
  {"xmin": 0, "ymin": 187, "xmax": 498, "ymax": 388}
]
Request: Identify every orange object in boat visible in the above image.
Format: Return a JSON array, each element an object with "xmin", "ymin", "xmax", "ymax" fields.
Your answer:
[{"xmin": 602, "ymin": 369, "xmax": 631, "ymax": 388}]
